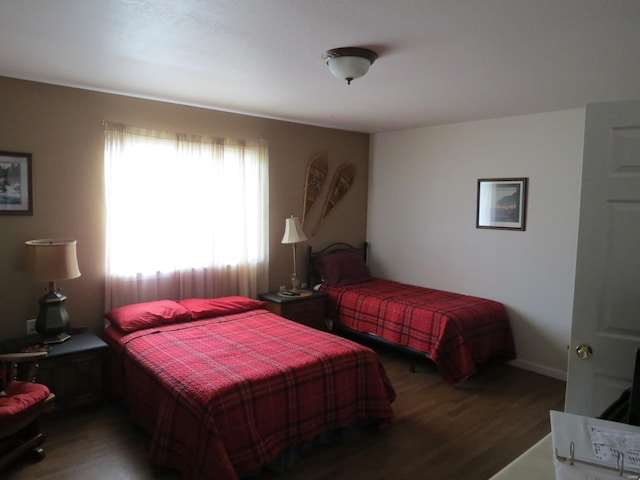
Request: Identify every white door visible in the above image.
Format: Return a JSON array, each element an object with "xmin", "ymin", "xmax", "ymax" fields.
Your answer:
[{"xmin": 565, "ymin": 100, "xmax": 640, "ymax": 417}]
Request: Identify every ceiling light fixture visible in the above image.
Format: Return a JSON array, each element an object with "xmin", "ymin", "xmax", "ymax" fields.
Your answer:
[{"xmin": 323, "ymin": 47, "xmax": 378, "ymax": 85}]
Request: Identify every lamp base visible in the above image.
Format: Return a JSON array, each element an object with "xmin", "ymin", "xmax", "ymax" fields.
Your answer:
[
  {"xmin": 290, "ymin": 274, "xmax": 301, "ymax": 291},
  {"xmin": 35, "ymin": 290, "xmax": 71, "ymax": 340}
]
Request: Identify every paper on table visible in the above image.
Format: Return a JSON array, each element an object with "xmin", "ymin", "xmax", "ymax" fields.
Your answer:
[
  {"xmin": 550, "ymin": 410, "xmax": 640, "ymax": 479},
  {"xmin": 587, "ymin": 422, "xmax": 640, "ymax": 467}
]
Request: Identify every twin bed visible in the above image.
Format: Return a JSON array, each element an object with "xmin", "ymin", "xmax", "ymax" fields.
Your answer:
[
  {"xmin": 307, "ymin": 242, "xmax": 516, "ymax": 385},
  {"xmin": 104, "ymin": 242, "xmax": 515, "ymax": 478}
]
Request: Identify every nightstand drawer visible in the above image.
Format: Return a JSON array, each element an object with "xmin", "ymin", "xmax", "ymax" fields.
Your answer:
[
  {"xmin": 259, "ymin": 291, "xmax": 328, "ymax": 330},
  {"xmin": 277, "ymin": 296, "xmax": 325, "ymax": 328},
  {"xmin": 38, "ymin": 348, "xmax": 105, "ymax": 409}
]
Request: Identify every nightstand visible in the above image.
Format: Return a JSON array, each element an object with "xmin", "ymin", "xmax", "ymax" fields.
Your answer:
[
  {"xmin": 1, "ymin": 331, "xmax": 107, "ymax": 411},
  {"xmin": 259, "ymin": 290, "xmax": 328, "ymax": 330}
]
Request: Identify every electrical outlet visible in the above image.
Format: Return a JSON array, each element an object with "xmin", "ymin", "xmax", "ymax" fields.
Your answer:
[{"xmin": 26, "ymin": 318, "xmax": 36, "ymax": 335}]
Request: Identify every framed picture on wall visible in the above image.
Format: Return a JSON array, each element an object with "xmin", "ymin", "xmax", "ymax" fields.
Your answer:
[
  {"xmin": 476, "ymin": 177, "xmax": 528, "ymax": 231},
  {"xmin": 0, "ymin": 151, "xmax": 33, "ymax": 215}
]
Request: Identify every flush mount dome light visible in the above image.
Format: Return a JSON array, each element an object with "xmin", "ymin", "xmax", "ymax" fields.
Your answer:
[{"xmin": 323, "ymin": 47, "xmax": 378, "ymax": 85}]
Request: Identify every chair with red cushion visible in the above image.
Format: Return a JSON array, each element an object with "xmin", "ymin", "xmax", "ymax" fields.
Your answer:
[{"xmin": 0, "ymin": 352, "xmax": 55, "ymax": 471}]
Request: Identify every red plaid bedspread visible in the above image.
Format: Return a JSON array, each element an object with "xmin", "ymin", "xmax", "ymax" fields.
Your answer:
[
  {"xmin": 321, "ymin": 278, "xmax": 516, "ymax": 384},
  {"xmin": 105, "ymin": 309, "xmax": 395, "ymax": 479}
]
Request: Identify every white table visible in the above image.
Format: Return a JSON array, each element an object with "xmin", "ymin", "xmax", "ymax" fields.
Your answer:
[{"xmin": 489, "ymin": 434, "xmax": 555, "ymax": 479}]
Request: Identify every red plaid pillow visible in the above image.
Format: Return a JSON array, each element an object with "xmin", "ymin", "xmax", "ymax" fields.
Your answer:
[
  {"xmin": 179, "ymin": 296, "xmax": 266, "ymax": 319},
  {"xmin": 105, "ymin": 300, "xmax": 191, "ymax": 332}
]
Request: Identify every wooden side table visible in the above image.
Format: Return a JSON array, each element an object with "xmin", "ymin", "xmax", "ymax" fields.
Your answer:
[
  {"xmin": 259, "ymin": 290, "xmax": 328, "ymax": 330},
  {"xmin": 1, "ymin": 331, "xmax": 108, "ymax": 411}
]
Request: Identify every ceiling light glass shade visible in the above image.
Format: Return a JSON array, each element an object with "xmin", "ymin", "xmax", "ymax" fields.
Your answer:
[
  {"xmin": 327, "ymin": 56, "xmax": 372, "ymax": 83},
  {"xmin": 323, "ymin": 47, "xmax": 378, "ymax": 85}
]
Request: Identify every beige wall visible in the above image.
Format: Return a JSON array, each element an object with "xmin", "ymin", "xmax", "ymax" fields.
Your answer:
[{"xmin": 0, "ymin": 77, "xmax": 369, "ymax": 339}]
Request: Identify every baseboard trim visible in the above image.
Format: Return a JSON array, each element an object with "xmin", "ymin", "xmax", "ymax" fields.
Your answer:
[{"xmin": 508, "ymin": 358, "xmax": 567, "ymax": 382}]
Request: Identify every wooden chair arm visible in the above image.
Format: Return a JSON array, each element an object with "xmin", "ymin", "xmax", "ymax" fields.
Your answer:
[
  {"xmin": 0, "ymin": 352, "xmax": 48, "ymax": 363},
  {"xmin": 0, "ymin": 352, "xmax": 49, "ymax": 384}
]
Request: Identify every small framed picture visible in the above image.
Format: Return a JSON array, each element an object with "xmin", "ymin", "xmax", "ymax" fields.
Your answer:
[
  {"xmin": 0, "ymin": 151, "xmax": 33, "ymax": 215},
  {"xmin": 476, "ymin": 178, "xmax": 528, "ymax": 231}
]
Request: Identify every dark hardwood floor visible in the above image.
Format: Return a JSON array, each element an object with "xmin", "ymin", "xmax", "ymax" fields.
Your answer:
[{"xmin": 4, "ymin": 345, "xmax": 565, "ymax": 479}]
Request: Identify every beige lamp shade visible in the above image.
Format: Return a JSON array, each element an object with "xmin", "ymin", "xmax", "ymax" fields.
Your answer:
[
  {"xmin": 281, "ymin": 216, "xmax": 307, "ymax": 292},
  {"xmin": 25, "ymin": 239, "xmax": 81, "ymax": 281},
  {"xmin": 281, "ymin": 216, "xmax": 307, "ymax": 244}
]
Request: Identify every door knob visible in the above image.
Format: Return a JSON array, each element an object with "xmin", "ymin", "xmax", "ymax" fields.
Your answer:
[{"xmin": 576, "ymin": 343, "xmax": 593, "ymax": 359}]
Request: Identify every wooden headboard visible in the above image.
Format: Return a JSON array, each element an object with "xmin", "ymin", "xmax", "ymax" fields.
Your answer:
[{"xmin": 306, "ymin": 242, "xmax": 368, "ymax": 287}]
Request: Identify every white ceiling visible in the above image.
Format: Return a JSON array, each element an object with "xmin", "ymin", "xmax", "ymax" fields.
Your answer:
[{"xmin": 1, "ymin": 1, "xmax": 640, "ymax": 133}]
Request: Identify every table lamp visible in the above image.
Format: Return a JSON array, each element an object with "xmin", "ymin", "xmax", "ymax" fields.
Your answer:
[
  {"xmin": 25, "ymin": 239, "xmax": 81, "ymax": 343},
  {"xmin": 281, "ymin": 216, "xmax": 307, "ymax": 292}
]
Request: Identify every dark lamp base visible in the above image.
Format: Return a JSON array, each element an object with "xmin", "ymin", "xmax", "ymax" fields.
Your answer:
[{"xmin": 36, "ymin": 290, "xmax": 71, "ymax": 339}]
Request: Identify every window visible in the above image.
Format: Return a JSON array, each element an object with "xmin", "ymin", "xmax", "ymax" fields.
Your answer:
[{"xmin": 103, "ymin": 122, "xmax": 268, "ymax": 310}]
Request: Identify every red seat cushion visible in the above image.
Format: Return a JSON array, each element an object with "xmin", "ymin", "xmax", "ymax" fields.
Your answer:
[{"xmin": 0, "ymin": 382, "xmax": 51, "ymax": 417}]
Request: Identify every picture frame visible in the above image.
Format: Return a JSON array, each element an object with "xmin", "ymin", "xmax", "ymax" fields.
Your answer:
[
  {"xmin": 476, "ymin": 177, "xmax": 528, "ymax": 231},
  {"xmin": 0, "ymin": 151, "xmax": 33, "ymax": 215}
]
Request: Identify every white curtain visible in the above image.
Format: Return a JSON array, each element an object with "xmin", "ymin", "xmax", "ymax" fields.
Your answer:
[{"xmin": 103, "ymin": 122, "xmax": 269, "ymax": 310}]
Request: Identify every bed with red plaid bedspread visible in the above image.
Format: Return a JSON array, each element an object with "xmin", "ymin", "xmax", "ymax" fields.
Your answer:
[
  {"xmin": 105, "ymin": 308, "xmax": 395, "ymax": 479},
  {"xmin": 321, "ymin": 278, "xmax": 516, "ymax": 384}
]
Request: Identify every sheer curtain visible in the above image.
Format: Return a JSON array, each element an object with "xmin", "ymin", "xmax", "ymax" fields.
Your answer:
[{"xmin": 103, "ymin": 122, "xmax": 269, "ymax": 310}]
